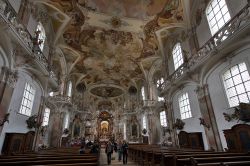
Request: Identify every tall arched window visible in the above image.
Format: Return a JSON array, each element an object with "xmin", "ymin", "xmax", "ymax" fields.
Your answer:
[
  {"xmin": 36, "ymin": 22, "xmax": 46, "ymax": 51},
  {"xmin": 178, "ymin": 92, "xmax": 192, "ymax": 119},
  {"xmin": 141, "ymin": 86, "xmax": 145, "ymax": 100},
  {"xmin": 206, "ymin": 0, "xmax": 231, "ymax": 35},
  {"xmin": 19, "ymin": 82, "xmax": 36, "ymax": 116},
  {"xmin": 142, "ymin": 115, "xmax": 147, "ymax": 129},
  {"xmin": 160, "ymin": 111, "xmax": 167, "ymax": 127},
  {"xmin": 42, "ymin": 108, "xmax": 50, "ymax": 126},
  {"xmin": 157, "ymin": 77, "xmax": 165, "ymax": 101},
  {"xmin": 67, "ymin": 81, "xmax": 72, "ymax": 97},
  {"xmin": 64, "ymin": 113, "xmax": 69, "ymax": 129},
  {"xmin": 223, "ymin": 62, "xmax": 250, "ymax": 107},
  {"xmin": 172, "ymin": 43, "xmax": 184, "ymax": 70},
  {"xmin": 124, "ymin": 123, "xmax": 126, "ymax": 140}
]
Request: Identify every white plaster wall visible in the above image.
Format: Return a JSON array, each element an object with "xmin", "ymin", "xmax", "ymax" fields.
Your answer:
[
  {"xmin": 168, "ymin": 54, "xmax": 175, "ymax": 75},
  {"xmin": 206, "ymin": 45, "xmax": 250, "ymax": 150},
  {"xmin": 8, "ymin": 0, "xmax": 21, "ymax": 13},
  {"xmin": 227, "ymin": 0, "xmax": 247, "ymax": 17},
  {"xmin": 196, "ymin": 0, "xmax": 247, "ymax": 47},
  {"xmin": 172, "ymin": 84, "xmax": 208, "ymax": 150},
  {"xmin": 0, "ymin": 71, "xmax": 43, "ymax": 154},
  {"xmin": 27, "ymin": 15, "xmax": 38, "ymax": 37}
]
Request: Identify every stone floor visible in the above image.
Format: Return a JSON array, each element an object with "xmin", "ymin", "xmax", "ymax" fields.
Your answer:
[{"xmin": 99, "ymin": 148, "xmax": 139, "ymax": 166}]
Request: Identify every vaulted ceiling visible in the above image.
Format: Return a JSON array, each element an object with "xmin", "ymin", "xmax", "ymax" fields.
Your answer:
[{"xmin": 35, "ymin": 0, "xmax": 187, "ymax": 100}]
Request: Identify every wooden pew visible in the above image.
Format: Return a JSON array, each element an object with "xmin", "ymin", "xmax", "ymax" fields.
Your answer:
[
  {"xmin": 0, "ymin": 147, "xmax": 99, "ymax": 166},
  {"xmin": 0, "ymin": 158, "xmax": 98, "ymax": 166},
  {"xmin": 173, "ymin": 153, "xmax": 249, "ymax": 166},
  {"xmin": 190, "ymin": 156, "xmax": 250, "ymax": 166},
  {"xmin": 196, "ymin": 161, "xmax": 250, "ymax": 166}
]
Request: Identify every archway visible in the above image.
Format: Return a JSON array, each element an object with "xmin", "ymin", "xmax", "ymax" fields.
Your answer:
[{"xmin": 97, "ymin": 111, "xmax": 113, "ymax": 144}]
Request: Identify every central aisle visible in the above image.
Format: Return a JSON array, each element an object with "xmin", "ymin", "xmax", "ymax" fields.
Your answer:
[{"xmin": 99, "ymin": 148, "xmax": 138, "ymax": 166}]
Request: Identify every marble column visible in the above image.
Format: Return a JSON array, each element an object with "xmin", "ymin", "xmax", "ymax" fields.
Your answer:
[
  {"xmin": 195, "ymin": 84, "xmax": 223, "ymax": 151},
  {"xmin": 49, "ymin": 110, "xmax": 64, "ymax": 147},
  {"xmin": 147, "ymin": 108, "xmax": 161, "ymax": 144}
]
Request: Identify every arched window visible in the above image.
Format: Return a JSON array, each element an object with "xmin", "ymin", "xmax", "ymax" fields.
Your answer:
[
  {"xmin": 142, "ymin": 115, "xmax": 147, "ymax": 129},
  {"xmin": 160, "ymin": 111, "xmax": 167, "ymax": 127},
  {"xmin": 157, "ymin": 77, "xmax": 165, "ymax": 101},
  {"xmin": 206, "ymin": 0, "xmax": 231, "ymax": 36},
  {"xmin": 178, "ymin": 92, "xmax": 192, "ymax": 119},
  {"xmin": 124, "ymin": 123, "xmax": 126, "ymax": 140},
  {"xmin": 19, "ymin": 83, "xmax": 36, "ymax": 116},
  {"xmin": 42, "ymin": 108, "xmax": 50, "ymax": 126},
  {"xmin": 64, "ymin": 113, "xmax": 69, "ymax": 129},
  {"xmin": 67, "ymin": 81, "xmax": 72, "ymax": 97},
  {"xmin": 36, "ymin": 22, "xmax": 46, "ymax": 51},
  {"xmin": 141, "ymin": 86, "xmax": 145, "ymax": 100},
  {"xmin": 223, "ymin": 62, "xmax": 250, "ymax": 107},
  {"xmin": 172, "ymin": 43, "xmax": 184, "ymax": 70}
]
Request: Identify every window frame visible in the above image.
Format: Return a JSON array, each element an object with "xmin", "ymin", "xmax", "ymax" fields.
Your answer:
[
  {"xmin": 222, "ymin": 62, "xmax": 250, "ymax": 107},
  {"xmin": 178, "ymin": 92, "xmax": 192, "ymax": 120},
  {"xmin": 206, "ymin": 0, "xmax": 231, "ymax": 36},
  {"xmin": 172, "ymin": 43, "xmax": 184, "ymax": 71},
  {"xmin": 141, "ymin": 86, "xmax": 145, "ymax": 100},
  {"xmin": 67, "ymin": 81, "xmax": 72, "ymax": 97},
  {"xmin": 157, "ymin": 77, "xmax": 165, "ymax": 101},
  {"xmin": 142, "ymin": 115, "xmax": 147, "ymax": 129},
  {"xmin": 42, "ymin": 108, "xmax": 50, "ymax": 126},
  {"xmin": 19, "ymin": 83, "xmax": 36, "ymax": 116},
  {"xmin": 160, "ymin": 110, "xmax": 167, "ymax": 127},
  {"xmin": 64, "ymin": 113, "xmax": 69, "ymax": 129}
]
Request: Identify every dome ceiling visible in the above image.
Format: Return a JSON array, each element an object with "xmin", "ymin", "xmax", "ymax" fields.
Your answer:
[{"xmin": 45, "ymin": 0, "xmax": 184, "ymax": 95}]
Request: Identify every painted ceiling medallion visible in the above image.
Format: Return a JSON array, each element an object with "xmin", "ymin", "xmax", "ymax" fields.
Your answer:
[
  {"xmin": 100, "ymin": 17, "xmax": 130, "ymax": 28},
  {"xmin": 90, "ymin": 86, "xmax": 123, "ymax": 98},
  {"xmin": 111, "ymin": 16, "xmax": 121, "ymax": 28}
]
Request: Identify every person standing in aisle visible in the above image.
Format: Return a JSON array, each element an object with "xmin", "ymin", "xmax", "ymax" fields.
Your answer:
[
  {"xmin": 117, "ymin": 140, "xmax": 123, "ymax": 162},
  {"xmin": 105, "ymin": 141, "xmax": 113, "ymax": 165},
  {"xmin": 122, "ymin": 140, "xmax": 128, "ymax": 164}
]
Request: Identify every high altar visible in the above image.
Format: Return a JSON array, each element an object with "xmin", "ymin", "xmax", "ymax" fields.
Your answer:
[{"xmin": 97, "ymin": 111, "xmax": 114, "ymax": 143}]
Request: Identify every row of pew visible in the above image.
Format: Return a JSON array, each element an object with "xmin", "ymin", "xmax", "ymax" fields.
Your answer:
[
  {"xmin": 0, "ymin": 147, "xmax": 99, "ymax": 166},
  {"xmin": 128, "ymin": 144, "xmax": 250, "ymax": 166}
]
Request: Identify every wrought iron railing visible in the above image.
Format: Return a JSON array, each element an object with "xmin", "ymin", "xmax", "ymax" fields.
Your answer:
[{"xmin": 163, "ymin": 3, "xmax": 250, "ymax": 90}]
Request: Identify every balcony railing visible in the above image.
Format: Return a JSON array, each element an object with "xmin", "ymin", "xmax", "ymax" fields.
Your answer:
[
  {"xmin": 0, "ymin": 0, "xmax": 57, "ymax": 81},
  {"xmin": 47, "ymin": 95, "xmax": 86, "ymax": 111},
  {"xmin": 163, "ymin": 3, "xmax": 250, "ymax": 90}
]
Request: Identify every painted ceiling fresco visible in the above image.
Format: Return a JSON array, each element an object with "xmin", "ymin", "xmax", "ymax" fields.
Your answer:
[
  {"xmin": 46, "ymin": 0, "xmax": 184, "ymax": 97},
  {"xmin": 86, "ymin": 0, "xmax": 167, "ymax": 20},
  {"xmin": 90, "ymin": 86, "xmax": 124, "ymax": 98}
]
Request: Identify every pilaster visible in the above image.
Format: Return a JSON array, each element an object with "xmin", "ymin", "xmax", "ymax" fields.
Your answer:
[{"xmin": 195, "ymin": 84, "xmax": 223, "ymax": 151}]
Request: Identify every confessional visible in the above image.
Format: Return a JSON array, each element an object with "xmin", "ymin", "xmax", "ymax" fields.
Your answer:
[
  {"xmin": 1, "ymin": 131, "xmax": 35, "ymax": 155},
  {"xmin": 178, "ymin": 131, "xmax": 204, "ymax": 150}
]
